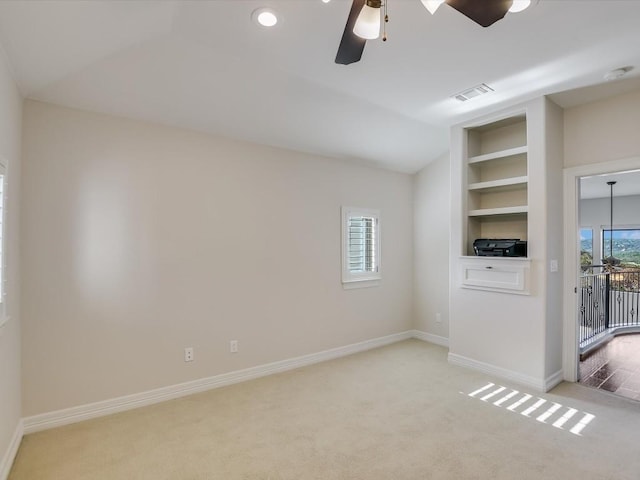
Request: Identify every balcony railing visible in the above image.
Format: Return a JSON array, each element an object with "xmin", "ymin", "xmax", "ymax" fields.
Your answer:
[{"xmin": 579, "ymin": 269, "xmax": 640, "ymax": 354}]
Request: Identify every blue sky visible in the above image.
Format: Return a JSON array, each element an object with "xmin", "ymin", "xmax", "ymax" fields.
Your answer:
[{"xmin": 603, "ymin": 229, "xmax": 640, "ymax": 240}]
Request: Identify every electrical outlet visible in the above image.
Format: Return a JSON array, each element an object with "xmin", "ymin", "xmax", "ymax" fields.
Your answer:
[
  {"xmin": 230, "ymin": 340, "xmax": 238, "ymax": 353},
  {"xmin": 184, "ymin": 347, "xmax": 194, "ymax": 362},
  {"xmin": 436, "ymin": 312, "xmax": 442, "ymax": 324},
  {"xmin": 550, "ymin": 259, "xmax": 559, "ymax": 273}
]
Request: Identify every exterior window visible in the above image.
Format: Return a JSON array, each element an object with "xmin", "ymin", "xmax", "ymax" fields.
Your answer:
[
  {"xmin": 602, "ymin": 228, "xmax": 640, "ymax": 265},
  {"xmin": 342, "ymin": 207, "xmax": 380, "ymax": 286},
  {"xmin": 580, "ymin": 228, "xmax": 593, "ymax": 267}
]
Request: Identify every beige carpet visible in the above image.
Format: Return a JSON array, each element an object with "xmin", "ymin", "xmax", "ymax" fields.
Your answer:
[{"xmin": 9, "ymin": 340, "xmax": 640, "ymax": 479}]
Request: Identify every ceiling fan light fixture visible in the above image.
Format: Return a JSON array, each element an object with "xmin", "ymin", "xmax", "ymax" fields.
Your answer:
[
  {"xmin": 421, "ymin": 0, "xmax": 445, "ymax": 15},
  {"xmin": 353, "ymin": 0, "xmax": 382, "ymax": 40},
  {"xmin": 508, "ymin": 0, "xmax": 531, "ymax": 13}
]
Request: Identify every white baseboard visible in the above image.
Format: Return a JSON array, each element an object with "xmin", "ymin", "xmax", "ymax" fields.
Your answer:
[
  {"xmin": 23, "ymin": 331, "xmax": 414, "ymax": 434},
  {"xmin": 0, "ymin": 420, "xmax": 23, "ymax": 480},
  {"xmin": 448, "ymin": 352, "xmax": 547, "ymax": 392},
  {"xmin": 544, "ymin": 369, "xmax": 564, "ymax": 392},
  {"xmin": 411, "ymin": 330, "xmax": 449, "ymax": 348}
]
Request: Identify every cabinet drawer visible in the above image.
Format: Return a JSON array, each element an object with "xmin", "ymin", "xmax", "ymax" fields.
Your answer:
[{"xmin": 459, "ymin": 258, "xmax": 530, "ymax": 294}]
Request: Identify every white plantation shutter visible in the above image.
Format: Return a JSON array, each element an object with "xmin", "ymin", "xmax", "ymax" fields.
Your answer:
[
  {"xmin": 342, "ymin": 207, "xmax": 381, "ymax": 285},
  {"xmin": 348, "ymin": 215, "xmax": 377, "ymax": 273}
]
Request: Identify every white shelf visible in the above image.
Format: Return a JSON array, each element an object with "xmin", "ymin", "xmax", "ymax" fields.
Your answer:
[
  {"xmin": 459, "ymin": 255, "xmax": 530, "ymax": 262},
  {"xmin": 468, "ymin": 205, "xmax": 528, "ymax": 217},
  {"xmin": 468, "ymin": 145, "xmax": 528, "ymax": 164},
  {"xmin": 463, "ymin": 115, "xmax": 529, "ymax": 258},
  {"xmin": 468, "ymin": 176, "xmax": 528, "ymax": 192}
]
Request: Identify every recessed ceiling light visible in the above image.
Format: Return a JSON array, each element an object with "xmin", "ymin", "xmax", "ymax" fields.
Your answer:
[
  {"xmin": 322, "ymin": 0, "xmax": 331, "ymax": 3},
  {"xmin": 252, "ymin": 8, "xmax": 278, "ymax": 27}
]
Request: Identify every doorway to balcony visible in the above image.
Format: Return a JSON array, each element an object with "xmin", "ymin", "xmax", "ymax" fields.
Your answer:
[{"xmin": 577, "ymin": 170, "xmax": 640, "ymax": 399}]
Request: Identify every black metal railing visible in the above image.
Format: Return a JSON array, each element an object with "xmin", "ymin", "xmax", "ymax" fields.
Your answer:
[{"xmin": 579, "ymin": 270, "xmax": 640, "ymax": 348}]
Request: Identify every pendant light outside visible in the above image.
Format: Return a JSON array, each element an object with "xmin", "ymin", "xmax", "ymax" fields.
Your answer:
[{"xmin": 604, "ymin": 180, "xmax": 621, "ymax": 267}]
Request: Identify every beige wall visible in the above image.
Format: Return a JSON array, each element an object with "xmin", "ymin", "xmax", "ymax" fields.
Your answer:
[
  {"xmin": 543, "ymin": 98, "xmax": 564, "ymax": 379},
  {"xmin": 20, "ymin": 100, "xmax": 414, "ymax": 416},
  {"xmin": 564, "ymin": 88, "xmax": 640, "ymax": 167},
  {"xmin": 413, "ymin": 153, "xmax": 450, "ymax": 339},
  {"xmin": 20, "ymin": 82, "xmax": 640, "ymax": 424},
  {"xmin": 0, "ymin": 51, "xmax": 22, "ymax": 468}
]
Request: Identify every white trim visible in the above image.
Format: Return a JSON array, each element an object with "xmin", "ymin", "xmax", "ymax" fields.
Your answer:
[
  {"xmin": 342, "ymin": 279, "xmax": 380, "ymax": 290},
  {"xmin": 0, "ymin": 158, "xmax": 7, "ymax": 321},
  {"xmin": 411, "ymin": 330, "xmax": 450, "ymax": 348},
  {"xmin": 544, "ymin": 370, "xmax": 564, "ymax": 391},
  {"xmin": 447, "ymin": 353, "xmax": 547, "ymax": 391},
  {"xmin": 0, "ymin": 420, "xmax": 23, "ymax": 480},
  {"xmin": 600, "ymin": 224, "xmax": 640, "ymax": 264},
  {"xmin": 23, "ymin": 331, "xmax": 414, "ymax": 434},
  {"xmin": 563, "ymin": 156, "xmax": 640, "ymax": 384}
]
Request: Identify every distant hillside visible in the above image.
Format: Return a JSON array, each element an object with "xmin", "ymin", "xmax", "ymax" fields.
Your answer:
[
  {"xmin": 581, "ymin": 238, "xmax": 640, "ymax": 264},
  {"xmin": 581, "ymin": 239, "xmax": 592, "ymax": 252}
]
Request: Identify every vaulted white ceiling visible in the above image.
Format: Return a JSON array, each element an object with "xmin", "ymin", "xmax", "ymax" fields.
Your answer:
[{"xmin": 1, "ymin": 0, "xmax": 640, "ymax": 173}]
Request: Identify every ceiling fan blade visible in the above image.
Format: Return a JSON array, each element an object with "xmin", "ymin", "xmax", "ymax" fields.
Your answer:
[
  {"xmin": 446, "ymin": 0, "xmax": 512, "ymax": 27},
  {"xmin": 335, "ymin": 0, "xmax": 367, "ymax": 65}
]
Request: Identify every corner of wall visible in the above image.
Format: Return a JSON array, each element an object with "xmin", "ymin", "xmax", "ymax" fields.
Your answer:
[
  {"xmin": 0, "ymin": 420, "xmax": 23, "ymax": 480},
  {"xmin": 0, "ymin": 37, "xmax": 23, "ymax": 480},
  {"xmin": 412, "ymin": 153, "xmax": 451, "ymax": 339}
]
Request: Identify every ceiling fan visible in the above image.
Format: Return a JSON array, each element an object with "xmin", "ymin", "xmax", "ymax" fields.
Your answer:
[{"xmin": 335, "ymin": 0, "xmax": 531, "ymax": 65}]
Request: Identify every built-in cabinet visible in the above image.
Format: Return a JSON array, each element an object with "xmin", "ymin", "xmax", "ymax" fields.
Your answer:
[
  {"xmin": 458, "ymin": 112, "xmax": 531, "ymax": 294},
  {"xmin": 465, "ymin": 115, "xmax": 529, "ymax": 257},
  {"xmin": 449, "ymin": 97, "xmax": 565, "ymax": 391}
]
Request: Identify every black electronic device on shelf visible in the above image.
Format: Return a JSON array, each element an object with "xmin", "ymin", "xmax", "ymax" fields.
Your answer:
[{"xmin": 473, "ymin": 239, "xmax": 527, "ymax": 257}]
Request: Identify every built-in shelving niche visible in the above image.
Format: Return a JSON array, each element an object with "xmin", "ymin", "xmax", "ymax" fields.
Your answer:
[{"xmin": 464, "ymin": 114, "xmax": 528, "ymax": 256}]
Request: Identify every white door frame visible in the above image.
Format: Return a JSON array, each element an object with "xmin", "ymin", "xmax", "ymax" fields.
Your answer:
[{"xmin": 563, "ymin": 156, "xmax": 640, "ymax": 382}]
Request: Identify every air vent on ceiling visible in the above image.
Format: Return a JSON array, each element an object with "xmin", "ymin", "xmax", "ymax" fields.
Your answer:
[{"xmin": 452, "ymin": 83, "xmax": 494, "ymax": 102}]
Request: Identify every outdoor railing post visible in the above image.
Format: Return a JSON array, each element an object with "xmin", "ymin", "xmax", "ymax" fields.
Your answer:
[{"xmin": 605, "ymin": 273, "xmax": 611, "ymax": 330}]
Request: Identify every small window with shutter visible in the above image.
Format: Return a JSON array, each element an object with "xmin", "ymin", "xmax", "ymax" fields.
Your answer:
[{"xmin": 342, "ymin": 207, "xmax": 381, "ymax": 287}]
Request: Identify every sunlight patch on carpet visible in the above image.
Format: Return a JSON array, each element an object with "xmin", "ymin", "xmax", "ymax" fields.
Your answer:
[{"xmin": 464, "ymin": 383, "xmax": 596, "ymax": 436}]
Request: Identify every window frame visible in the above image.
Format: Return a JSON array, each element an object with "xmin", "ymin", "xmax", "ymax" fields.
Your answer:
[
  {"xmin": 601, "ymin": 224, "xmax": 640, "ymax": 265},
  {"xmin": 579, "ymin": 227, "xmax": 593, "ymax": 268},
  {"xmin": 341, "ymin": 206, "xmax": 381, "ymax": 288},
  {"xmin": 0, "ymin": 158, "xmax": 7, "ymax": 330}
]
